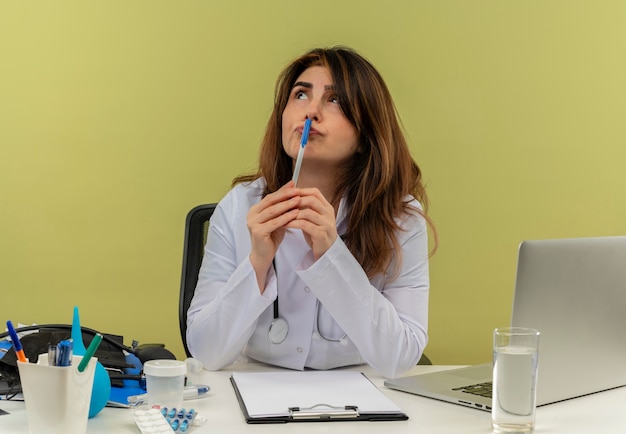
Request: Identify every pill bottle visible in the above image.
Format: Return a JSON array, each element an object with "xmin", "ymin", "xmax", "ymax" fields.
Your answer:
[{"xmin": 143, "ymin": 360, "xmax": 187, "ymax": 409}]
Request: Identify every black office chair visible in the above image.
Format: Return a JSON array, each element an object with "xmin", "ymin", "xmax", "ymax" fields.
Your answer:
[
  {"xmin": 178, "ymin": 202, "xmax": 432, "ymax": 365},
  {"xmin": 418, "ymin": 353, "xmax": 431, "ymax": 365},
  {"xmin": 179, "ymin": 203, "xmax": 217, "ymax": 358}
]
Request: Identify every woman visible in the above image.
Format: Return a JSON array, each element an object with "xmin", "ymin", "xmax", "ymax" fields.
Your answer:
[{"xmin": 186, "ymin": 46, "xmax": 436, "ymax": 378}]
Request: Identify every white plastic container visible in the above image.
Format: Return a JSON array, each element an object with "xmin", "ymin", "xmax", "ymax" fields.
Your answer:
[
  {"xmin": 17, "ymin": 354, "xmax": 97, "ymax": 434},
  {"xmin": 143, "ymin": 359, "xmax": 187, "ymax": 409}
]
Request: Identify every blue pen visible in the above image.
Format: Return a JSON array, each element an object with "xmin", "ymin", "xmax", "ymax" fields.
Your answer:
[
  {"xmin": 55, "ymin": 339, "xmax": 73, "ymax": 367},
  {"xmin": 6, "ymin": 321, "xmax": 27, "ymax": 363},
  {"xmin": 292, "ymin": 118, "xmax": 312, "ymax": 186},
  {"xmin": 127, "ymin": 385, "xmax": 210, "ymax": 407},
  {"xmin": 183, "ymin": 385, "xmax": 210, "ymax": 399}
]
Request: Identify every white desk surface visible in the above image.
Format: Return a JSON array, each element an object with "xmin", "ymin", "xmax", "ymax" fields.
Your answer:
[{"xmin": 1, "ymin": 362, "xmax": 625, "ymax": 433}]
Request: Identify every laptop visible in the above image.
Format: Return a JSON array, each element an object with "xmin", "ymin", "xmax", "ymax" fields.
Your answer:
[{"xmin": 385, "ymin": 236, "xmax": 626, "ymax": 411}]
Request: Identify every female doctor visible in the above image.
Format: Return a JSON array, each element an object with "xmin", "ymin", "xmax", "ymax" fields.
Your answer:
[{"xmin": 186, "ymin": 46, "xmax": 436, "ymax": 379}]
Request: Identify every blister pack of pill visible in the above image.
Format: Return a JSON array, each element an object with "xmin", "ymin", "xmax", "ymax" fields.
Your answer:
[
  {"xmin": 134, "ymin": 406, "xmax": 203, "ymax": 433},
  {"xmin": 133, "ymin": 408, "xmax": 175, "ymax": 434},
  {"xmin": 161, "ymin": 407, "xmax": 197, "ymax": 432}
]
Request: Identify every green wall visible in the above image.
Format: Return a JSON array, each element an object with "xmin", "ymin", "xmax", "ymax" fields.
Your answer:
[{"xmin": 2, "ymin": 1, "xmax": 625, "ymax": 365}]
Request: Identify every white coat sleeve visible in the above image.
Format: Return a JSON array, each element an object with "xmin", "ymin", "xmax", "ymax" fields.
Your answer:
[
  {"xmin": 185, "ymin": 198, "xmax": 277, "ymax": 370},
  {"xmin": 297, "ymin": 206, "xmax": 430, "ymax": 379}
]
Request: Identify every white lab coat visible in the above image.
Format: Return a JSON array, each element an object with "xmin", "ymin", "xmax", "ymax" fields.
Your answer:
[{"xmin": 186, "ymin": 178, "xmax": 430, "ymax": 379}]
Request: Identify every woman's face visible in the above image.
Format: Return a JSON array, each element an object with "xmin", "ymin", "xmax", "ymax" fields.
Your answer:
[{"xmin": 282, "ymin": 66, "xmax": 358, "ymax": 169}]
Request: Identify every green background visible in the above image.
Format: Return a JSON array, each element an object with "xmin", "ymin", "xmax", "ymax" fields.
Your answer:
[{"xmin": 2, "ymin": 1, "xmax": 625, "ymax": 366}]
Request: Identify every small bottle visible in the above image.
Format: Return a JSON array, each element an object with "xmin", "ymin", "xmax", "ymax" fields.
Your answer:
[{"xmin": 143, "ymin": 360, "xmax": 187, "ymax": 410}]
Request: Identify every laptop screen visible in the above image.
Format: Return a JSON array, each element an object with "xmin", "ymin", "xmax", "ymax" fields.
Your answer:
[{"xmin": 511, "ymin": 236, "xmax": 626, "ymax": 405}]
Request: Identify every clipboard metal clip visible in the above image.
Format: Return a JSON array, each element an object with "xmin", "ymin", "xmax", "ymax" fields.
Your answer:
[{"xmin": 289, "ymin": 403, "xmax": 360, "ymax": 420}]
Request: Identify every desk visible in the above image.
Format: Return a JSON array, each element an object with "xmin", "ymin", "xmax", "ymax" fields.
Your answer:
[{"xmin": 1, "ymin": 363, "xmax": 625, "ymax": 433}]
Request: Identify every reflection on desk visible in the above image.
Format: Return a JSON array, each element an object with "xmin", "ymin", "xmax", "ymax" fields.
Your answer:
[{"xmin": 1, "ymin": 363, "xmax": 625, "ymax": 433}]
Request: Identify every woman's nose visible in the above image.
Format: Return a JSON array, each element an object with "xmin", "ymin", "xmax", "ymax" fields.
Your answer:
[{"xmin": 306, "ymin": 100, "xmax": 321, "ymax": 122}]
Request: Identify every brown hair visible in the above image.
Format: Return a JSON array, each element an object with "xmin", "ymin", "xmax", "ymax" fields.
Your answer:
[{"xmin": 234, "ymin": 46, "xmax": 436, "ymax": 278}]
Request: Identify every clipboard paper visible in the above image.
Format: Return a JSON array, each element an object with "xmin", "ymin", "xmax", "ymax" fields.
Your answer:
[{"xmin": 230, "ymin": 371, "xmax": 408, "ymax": 423}]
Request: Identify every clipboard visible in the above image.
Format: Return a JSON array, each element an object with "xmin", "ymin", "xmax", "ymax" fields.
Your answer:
[{"xmin": 230, "ymin": 370, "xmax": 409, "ymax": 423}]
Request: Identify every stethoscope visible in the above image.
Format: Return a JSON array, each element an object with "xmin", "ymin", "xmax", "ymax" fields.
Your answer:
[{"xmin": 267, "ymin": 261, "xmax": 347, "ymax": 344}]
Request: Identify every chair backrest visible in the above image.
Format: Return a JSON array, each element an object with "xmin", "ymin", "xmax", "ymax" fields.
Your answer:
[{"xmin": 179, "ymin": 203, "xmax": 217, "ymax": 358}]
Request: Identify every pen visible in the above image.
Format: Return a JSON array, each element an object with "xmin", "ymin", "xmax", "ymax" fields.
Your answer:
[
  {"xmin": 6, "ymin": 320, "xmax": 27, "ymax": 363},
  {"xmin": 56, "ymin": 338, "xmax": 73, "ymax": 367},
  {"xmin": 77, "ymin": 333, "xmax": 103, "ymax": 373},
  {"xmin": 127, "ymin": 385, "xmax": 211, "ymax": 406},
  {"xmin": 48, "ymin": 343, "xmax": 57, "ymax": 366},
  {"xmin": 183, "ymin": 385, "xmax": 210, "ymax": 399},
  {"xmin": 292, "ymin": 118, "xmax": 312, "ymax": 186}
]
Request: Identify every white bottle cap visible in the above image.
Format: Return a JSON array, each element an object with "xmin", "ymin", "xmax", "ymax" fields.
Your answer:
[{"xmin": 143, "ymin": 359, "xmax": 187, "ymax": 377}]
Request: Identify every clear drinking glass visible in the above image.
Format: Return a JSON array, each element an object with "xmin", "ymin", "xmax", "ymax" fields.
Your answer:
[{"xmin": 492, "ymin": 327, "xmax": 540, "ymax": 433}]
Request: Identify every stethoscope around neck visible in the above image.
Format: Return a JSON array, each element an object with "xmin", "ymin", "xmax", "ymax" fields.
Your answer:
[{"xmin": 268, "ymin": 260, "xmax": 347, "ymax": 344}]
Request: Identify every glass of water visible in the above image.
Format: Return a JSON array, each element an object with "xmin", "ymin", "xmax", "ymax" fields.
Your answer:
[{"xmin": 492, "ymin": 327, "xmax": 540, "ymax": 433}]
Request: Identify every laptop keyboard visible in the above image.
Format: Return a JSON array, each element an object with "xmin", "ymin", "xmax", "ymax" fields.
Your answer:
[{"xmin": 453, "ymin": 381, "xmax": 493, "ymax": 398}]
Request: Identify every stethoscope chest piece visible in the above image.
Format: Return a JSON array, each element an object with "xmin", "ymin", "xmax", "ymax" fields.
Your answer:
[{"xmin": 268, "ymin": 317, "xmax": 289, "ymax": 344}]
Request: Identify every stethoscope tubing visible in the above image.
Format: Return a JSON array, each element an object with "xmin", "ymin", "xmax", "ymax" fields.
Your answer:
[
  {"xmin": 268, "ymin": 297, "xmax": 346, "ymax": 344},
  {"xmin": 267, "ymin": 256, "xmax": 347, "ymax": 345}
]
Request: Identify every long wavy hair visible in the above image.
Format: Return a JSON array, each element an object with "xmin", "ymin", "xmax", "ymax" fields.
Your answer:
[{"xmin": 234, "ymin": 46, "xmax": 436, "ymax": 278}]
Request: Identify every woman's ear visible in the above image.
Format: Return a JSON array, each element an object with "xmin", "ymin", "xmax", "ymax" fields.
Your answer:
[{"xmin": 356, "ymin": 140, "xmax": 367, "ymax": 154}]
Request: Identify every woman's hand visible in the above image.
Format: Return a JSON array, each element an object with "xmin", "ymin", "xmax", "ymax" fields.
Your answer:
[
  {"xmin": 285, "ymin": 187, "xmax": 338, "ymax": 260},
  {"xmin": 247, "ymin": 181, "xmax": 300, "ymax": 292}
]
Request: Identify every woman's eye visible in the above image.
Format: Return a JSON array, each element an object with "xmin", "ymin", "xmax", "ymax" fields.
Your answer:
[
  {"xmin": 295, "ymin": 90, "xmax": 307, "ymax": 100},
  {"xmin": 329, "ymin": 95, "xmax": 339, "ymax": 104}
]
